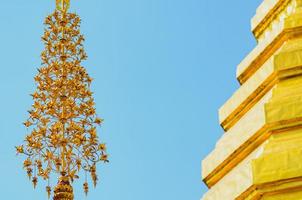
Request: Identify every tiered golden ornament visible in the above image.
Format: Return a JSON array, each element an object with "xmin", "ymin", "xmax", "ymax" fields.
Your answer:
[{"xmin": 16, "ymin": 0, "xmax": 108, "ymax": 199}]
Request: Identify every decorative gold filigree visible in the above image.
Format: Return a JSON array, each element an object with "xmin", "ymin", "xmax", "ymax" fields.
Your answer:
[{"xmin": 16, "ymin": 2, "xmax": 108, "ymax": 199}]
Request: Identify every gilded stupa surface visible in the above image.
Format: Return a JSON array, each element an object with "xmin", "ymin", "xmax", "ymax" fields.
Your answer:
[{"xmin": 202, "ymin": 0, "xmax": 302, "ymax": 199}]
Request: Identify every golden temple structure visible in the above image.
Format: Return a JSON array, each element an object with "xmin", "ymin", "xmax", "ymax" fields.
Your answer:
[{"xmin": 202, "ymin": 0, "xmax": 302, "ymax": 199}]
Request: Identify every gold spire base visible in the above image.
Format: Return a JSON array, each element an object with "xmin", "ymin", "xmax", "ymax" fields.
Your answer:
[{"xmin": 53, "ymin": 174, "xmax": 74, "ymax": 200}]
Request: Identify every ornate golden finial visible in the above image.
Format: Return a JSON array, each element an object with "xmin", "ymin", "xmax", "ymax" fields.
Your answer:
[
  {"xmin": 16, "ymin": 1, "xmax": 108, "ymax": 200},
  {"xmin": 56, "ymin": 0, "xmax": 70, "ymax": 12}
]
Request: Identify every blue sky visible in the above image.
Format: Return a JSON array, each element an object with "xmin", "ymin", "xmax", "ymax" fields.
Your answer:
[{"xmin": 0, "ymin": 0, "xmax": 263, "ymax": 199}]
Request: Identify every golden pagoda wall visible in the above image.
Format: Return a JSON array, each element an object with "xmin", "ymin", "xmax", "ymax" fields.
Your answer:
[{"xmin": 202, "ymin": 0, "xmax": 302, "ymax": 199}]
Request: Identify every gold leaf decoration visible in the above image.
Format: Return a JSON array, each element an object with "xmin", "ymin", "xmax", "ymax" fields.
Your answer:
[{"xmin": 17, "ymin": 3, "xmax": 108, "ymax": 199}]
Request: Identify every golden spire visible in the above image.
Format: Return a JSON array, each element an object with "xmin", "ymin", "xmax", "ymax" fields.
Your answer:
[
  {"xmin": 56, "ymin": 0, "xmax": 70, "ymax": 12},
  {"xmin": 16, "ymin": 1, "xmax": 108, "ymax": 199}
]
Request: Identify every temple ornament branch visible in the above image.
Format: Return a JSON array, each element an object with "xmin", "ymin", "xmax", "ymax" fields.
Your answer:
[{"xmin": 16, "ymin": 1, "xmax": 108, "ymax": 199}]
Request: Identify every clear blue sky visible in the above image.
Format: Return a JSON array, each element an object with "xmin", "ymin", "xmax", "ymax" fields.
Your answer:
[{"xmin": 0, "ymin": 0, "xmax": 263, "ymax": 199}]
